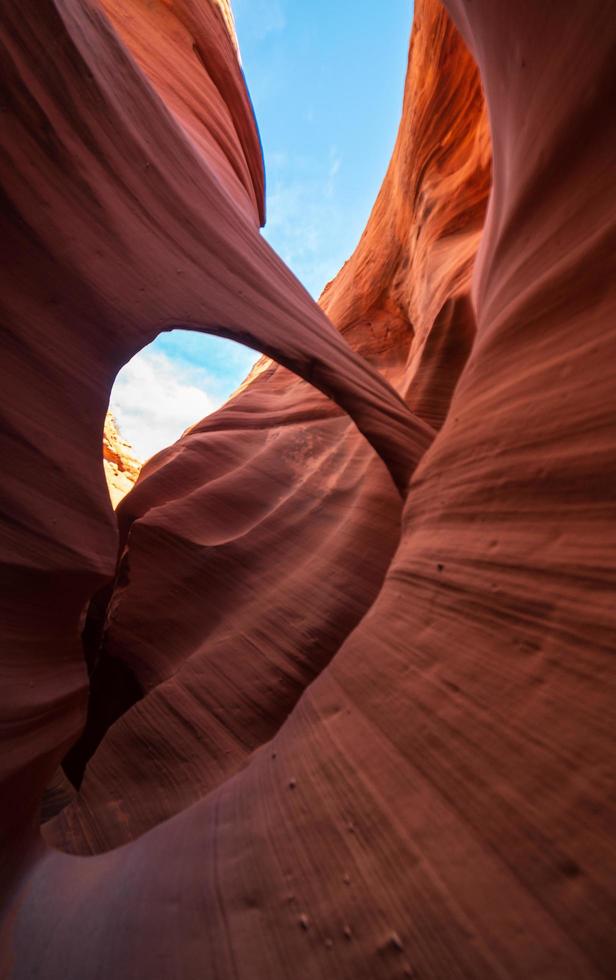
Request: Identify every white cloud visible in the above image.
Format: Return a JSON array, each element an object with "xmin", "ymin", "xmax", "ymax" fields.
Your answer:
[{"xmin": 110, "ymin": 350, "xmax": 220, "ymax": 461}]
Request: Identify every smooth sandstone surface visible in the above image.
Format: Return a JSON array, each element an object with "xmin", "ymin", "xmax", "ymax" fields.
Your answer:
[{"xmin": 1, "ymin": 1, "xmax": 615, "ymax": 978}]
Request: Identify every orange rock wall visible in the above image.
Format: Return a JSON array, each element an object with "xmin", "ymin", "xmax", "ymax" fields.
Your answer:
[
  {"xmin": 103, "ymin": 412, "xmax": 141, "ymax": 507},
  {"xmin": 1, "ymin": 0, "xmax": 615, "ymax": 977}
]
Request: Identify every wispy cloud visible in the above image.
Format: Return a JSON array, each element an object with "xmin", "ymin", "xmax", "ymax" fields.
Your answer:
[
  {"xmin": 110, "ymin": 350, "xmax": 220, "ymax": 461},
  {"xmin": 325, "ymin": 146, "xmax": 342, "ymax": 199},
  {"xmin": 263, "ymin": 146, "xmax": 345, "ymax": 297}
]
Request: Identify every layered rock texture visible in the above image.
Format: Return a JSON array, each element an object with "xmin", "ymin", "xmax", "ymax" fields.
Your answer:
[
  {"xmin": 102, "ymin": 412, "xmax": 141, "ymax": 507},
  {"xmin": 1, "ymin": 0, "xmax": 615, "ymax": 977}
]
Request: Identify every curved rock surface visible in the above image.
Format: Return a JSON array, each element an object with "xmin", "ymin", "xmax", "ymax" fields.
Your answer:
[{"xmin": 1, "ymin": 0, "xmax": 615, "ymax": 978}]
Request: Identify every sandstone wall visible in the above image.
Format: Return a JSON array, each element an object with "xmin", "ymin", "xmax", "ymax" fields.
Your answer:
[{"xmin": 1, "ymin": 0, "xmax": 614, "ymax": 977}]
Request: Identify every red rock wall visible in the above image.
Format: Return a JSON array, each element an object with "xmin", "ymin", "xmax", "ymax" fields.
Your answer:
[
  {"xmin": 0, "ymin": 0, "xmax": 427, "ymax": 843},
  {"xmin": 47, "ymin": 0, "xmax": 491, "ymax": 854},
  {"xmin": 1, "ymin": 0, "xmax": 615, "ymax": 977}
]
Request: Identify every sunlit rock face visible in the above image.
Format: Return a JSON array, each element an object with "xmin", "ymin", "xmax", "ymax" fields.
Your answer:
[
  {"xmin": 103, "ymin": 413, "xmax": 141, "ymax": 508},
  {"xmin": 1, "ymin": 1, "xmax": 615, "ymax": 978}
]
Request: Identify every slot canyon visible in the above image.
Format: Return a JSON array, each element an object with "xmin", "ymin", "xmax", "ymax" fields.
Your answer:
[{"xmin": 1, "ymin": 0, "xmax": 615, "ymax": 977}]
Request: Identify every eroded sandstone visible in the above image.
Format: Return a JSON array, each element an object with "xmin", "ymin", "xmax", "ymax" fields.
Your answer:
[
  {"xmin": 102, "ymin": 412, "xmax": 141, "ymax": 508},
  {"xmin": 1, "ymin": 0, "xmax": 614, "ymax": 977}
]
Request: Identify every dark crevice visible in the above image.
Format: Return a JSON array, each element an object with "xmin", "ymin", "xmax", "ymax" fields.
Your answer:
[
  {"xmin": 62, "ymin": 648, "xmax": 144, "ymax": 790},
  {"xmin": 62, "ymin": 566, "xmax": 144, "ymax": 790}
]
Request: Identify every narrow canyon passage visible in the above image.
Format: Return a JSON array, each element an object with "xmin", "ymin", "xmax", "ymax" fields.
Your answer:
[{"xmin": 1, "ymin": 0, "xmax": 615, "ymax": 978}]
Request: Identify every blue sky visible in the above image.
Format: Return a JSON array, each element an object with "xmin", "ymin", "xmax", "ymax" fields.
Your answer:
[{"xmin": 111, "ymin": 0, "xmax": 413, "ymax": 459}]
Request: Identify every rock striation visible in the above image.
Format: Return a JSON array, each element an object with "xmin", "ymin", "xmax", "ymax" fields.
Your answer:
[{"xmin": 0, "ymin": 0, "xmax": 615, "ymax": 978}]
